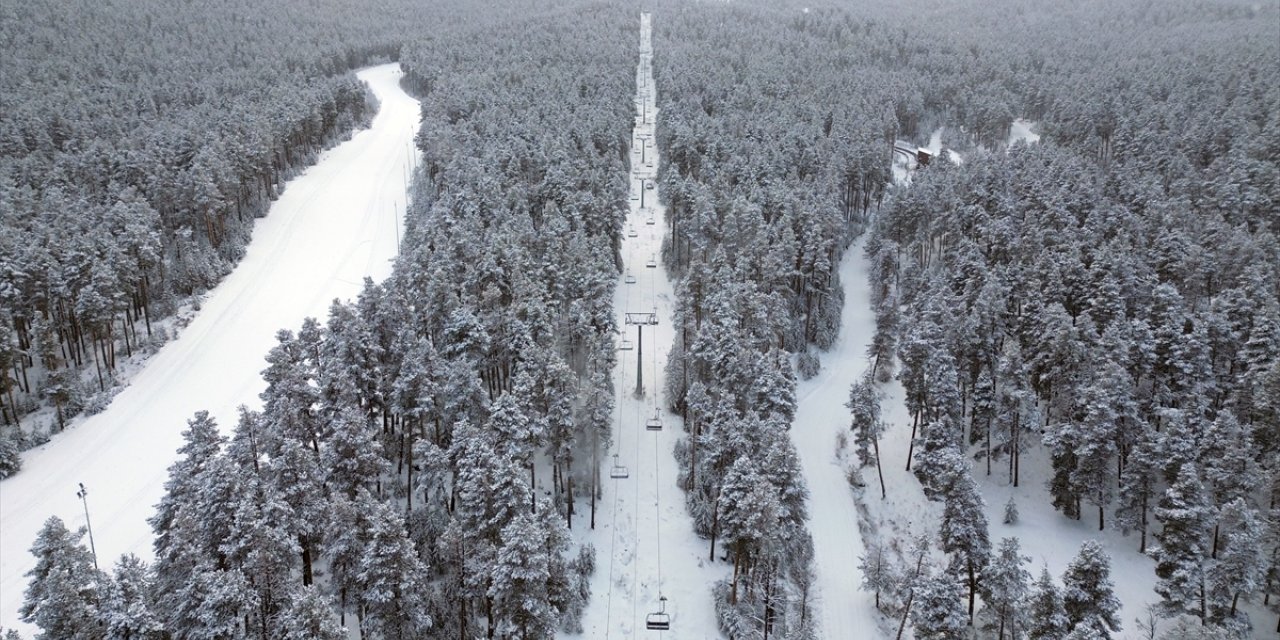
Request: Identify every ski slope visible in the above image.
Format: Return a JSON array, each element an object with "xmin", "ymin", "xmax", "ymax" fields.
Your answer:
[
  {"xmin": 791, "ymin": 236, "xmax": 884, "ymax": 637},
  {"xmin": 0, "ymin": 63, "xmax": 419, "ymax": 635},
  {"xmin": 567, "ymin": 13, "xmax": 727, "ymax": 640}
]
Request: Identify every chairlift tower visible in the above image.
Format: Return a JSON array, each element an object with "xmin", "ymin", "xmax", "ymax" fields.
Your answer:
[{"xmin": 625, "ymin": 310, "xmax": 659, "ymax": 397}]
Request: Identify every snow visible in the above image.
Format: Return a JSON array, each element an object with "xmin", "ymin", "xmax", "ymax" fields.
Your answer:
[
  {"xmin": 0, "ymin": 63, "xmax": 419, "ymax": 635},
  {"xmin": 790, "ymin": 235, "xmax": 884, "ymax": 636},
  {"xmin": 1008, "ymin": 118, "xmax": 1040, "ymax": 146},
  {"xmin": 565, "ymin": 13, "xmax": 728, "ymax": 639}
]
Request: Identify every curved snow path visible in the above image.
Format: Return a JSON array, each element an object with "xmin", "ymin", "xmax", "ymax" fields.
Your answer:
[
  {"xmin": 792, "ymin": 237, "xmax": 884, "ymax": 637},
  {"xmin": 566, "ymin": 14, "xmax": 727, "ymax": 640},
  {"xmin": 0, "ymin": 63, "xmax": 419, "ymax": 633}
]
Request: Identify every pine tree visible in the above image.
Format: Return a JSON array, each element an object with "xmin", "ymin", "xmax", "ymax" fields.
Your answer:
[
  {"xmin": 1201, "ymin": 411, "xmax": 1260, "ymax": 557},
  {"xmin": 1153, "ymin": 464, "xmax": 1211, "ymax": 620},
  {"xmin": 100, "ymin": 554, "xmax": 163, "ymax": 640},
  {"xmin": 1070, "ymin": 361, "xmax": 1124, "ymax": 530},
  {"xmin": 847, "ymin": 375, "xmax": 886, "ymax": 499},
  {"xmin": 489, "ymin": 512, "xmax": 556, "ymax": 639},
  {"xmin": 275, "ymin": 585, "xmax": 345, "ymax": 640},
  {"xmin": 1062, "ymin": 541, "xmax": 1121, "ymax": 639},
  {"xmin": 322, "ymin": 403, "xmax": 391, "ymax": 499},
  {"xmin": 20, "ymin": 517, "xmax": 105, "ymax": 640},
  {"xmin": 149, "ymin": 411, "xmax": 224, "ymax": 559},
  {"xmin": 1206, "ymin": 498, "xmax": 1263, "ymax": 625},
  {"xmin": 859, "ymin": 540, "xmax": 898, "ymax": 610},
  {"xmin": 326, "ymin": 489, "xmax": 432, "ymax": 639},
  {"xmin": 1027, "ymin": 564, "xmax": 1069, "ymax": 640},
  {"xmin": 910, "ymin": 573, "xmax": 967, "ymax": 640},
  {"xmin": 717, "ymin": 455, "xmax": 783, "ymax": 605},
  {"xmin": 1003, "ymin": 496, "xmax": 1019, "ymax": 525},
  {"xmin": 912, "ymin": 418, "xmax": 966, "ymax": 501},
  {"xmin": 0, "ymin": 425, "xmax": 22, "ymax": 479},
  {"xmin": 1116, "ymin": 426, "xmax": 1159, "ymax": 553},
  {"xmin": 939, "ymin": 473, "xmax": 990, "ymax": 625},
  {"xmin": 981, "ymin": 537, "xmax": 1031, "ymax": 640}
]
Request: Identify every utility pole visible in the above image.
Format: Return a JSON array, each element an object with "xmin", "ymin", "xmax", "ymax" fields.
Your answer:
[{"xmin": 76, "ymin": 482, "xmax": 98, "ymax": 571}]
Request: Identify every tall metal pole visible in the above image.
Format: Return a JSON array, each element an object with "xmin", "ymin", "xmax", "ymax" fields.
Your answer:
[
  {"xmin": 76, "ymin": 483, "xmax": 98, "ymax": 571},
  {"xmin": 635, "ymin": 324, "xmax": 644, "ymax": 397}
]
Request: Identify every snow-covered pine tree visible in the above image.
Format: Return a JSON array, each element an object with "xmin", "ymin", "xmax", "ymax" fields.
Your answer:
[
  {"xmin": 1062, "ymin": 540, "xmax": 1121, "ymax": 639},
  {"xmin": 981, "ymin": 537, "xmax": 1031, "ymax": 639},
  {"xmin": 910, "ymin": 573, "xmax": 967, "ymax": 640},
  {"xmin": 1205, "ymin": 497, "xmax": 1264, "ymax": 627},
  {"xmin": 489, "ymin": 511, "xmax": 556, "ymax": 639},
  {"xmin": 148, "ymin": 411, "xmax": 224, "ymax": 559},
  {"xmin": 1027, "ymin": 564, "xmax": 1069, "ymax": 640},
  {"xmin": 0, "ymin": 425, "xmax": 21, "ymax": 479},
  {"xmin": 1153, "ymin": 464, "xmax": 1211, "ymax": 620},
  {"xmin": 847, "ymin": 374, "xmax": 886, "ymax": 499},
  {"xmin": 20, "ymin": 516, "xmax": 105, "ymax": 640},
  {"xmin": 859, "ymin": 540, "xmax": 898, "ymax": 610},
  {"xmin": 1201, "ymin": 410, "xmax": 1260, "ymax": 557},
  {"xmin": 1116, "ymin": 426, "xmax": 1159, "ymax": 553},
  {"xmin": 100, "ymin": 554, "xmax": 163, "ymax": 640},
  {"xmin": 326, "ymin": 488, "xmax": 432, "ymax": 638},
  {"xmin": 1069, "ymin": 359, "xmax": 1125, "ymax": 530},
  {"xmin": 322, "ymin": 403, "xmax": 391, "ymax": 499},
  {"xmin": 939, "ymin": 472, "xmax": 990, "ymax": 625},
  {"xmin": 275, "ymin": 585, "xmax": 345, "ymax": 640}
]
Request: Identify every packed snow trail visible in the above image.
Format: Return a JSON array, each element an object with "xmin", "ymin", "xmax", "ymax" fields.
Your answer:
[
  {"xmin": 0, "ymin": 63, "xmax": 418, "ymax": 634},
  {"xmin": 791, "ymin": 237, "xmax": 884, "ymax": 636},
  {"xmin": 566, "ymin": 13, "xmax": 726, "ymax": 640}
]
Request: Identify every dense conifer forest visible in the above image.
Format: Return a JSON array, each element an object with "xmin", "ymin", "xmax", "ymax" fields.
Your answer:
[{"xmin": 3, "ymin": 0, "xmax": 1278, "ymax": 638}]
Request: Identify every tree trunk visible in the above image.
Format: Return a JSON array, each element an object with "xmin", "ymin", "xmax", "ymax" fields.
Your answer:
[
  {"xmin": 895, "ymin": 590, "xmax": 914, "ymax": 640},
  {"xmin": 873, "ymin": 436, "xmax": 886, "ymax": 499},
  {"xmin": 906, "ymin": 412, "xmax": 919, "ymax": 471}
]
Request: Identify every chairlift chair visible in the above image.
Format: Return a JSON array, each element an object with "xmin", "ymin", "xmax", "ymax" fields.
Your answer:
[
  {"xmin": 609, "ymin": 454, "xmax": 629, "ymax": 479},
  {"xmin": 628, "ymin": 226, "xmax": 638, "ymax": 238},
  {"xmin": 646, "ymin": 255, "xmax": 657, "ymax": 269},
  {"xmin": 646, "ymin": 411, "xmax": 663, "ymax": 431},
  {"xmin": 646, "ymin": 216, "xmax": 656, "ymax": 226},
  {"xmin": 619, "ymin": 338, "xmax": 634, "ymax": 351},
  {"xmin": 645, "ymin": 596, "xmax": 670, "ymax": 631},
  {"xmin": 625, "ymin": 272, "xmax": 637, "ymax": 284}
]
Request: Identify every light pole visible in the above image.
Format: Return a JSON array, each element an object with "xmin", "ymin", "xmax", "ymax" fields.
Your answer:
[{"xmin": 76, "ymin": 483, "xmax": 98, "ymax": 571}]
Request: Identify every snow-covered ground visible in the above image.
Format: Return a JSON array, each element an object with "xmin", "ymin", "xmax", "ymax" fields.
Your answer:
[
  {"xmin": 566, "ymin": 13, "xmax": 727, "ymax": 639},
  {"xmin": 790, "ymin": 236, "xmax": 884, "ymax": 636},
  {"xmin": 0, "ymin": 63, "xmax": 419, "ymax": 635},
  {"xmin": 1008, "ymin": 118, "xmax": 1040, "ymax": 146}
]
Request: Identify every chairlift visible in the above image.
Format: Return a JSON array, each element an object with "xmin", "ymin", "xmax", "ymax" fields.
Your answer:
[
  {"xmin": 610, "ymin": 454, "xmax": 629, "ymax": 479},
  {"xmin": 646, "ymin": 411, "xmax": 663, "ymax": 431},
  {"xmin": 645, "ymin": 596, "xmax": 670, "ymax": 630},
  {"xmin": 628, "ymin": 226, "xmax": 638, "ymax": 238},
  {"xmin": 646, "ymin": 216, "xmax": 656, "ymax": 226},
  {"xmin": 619, "ymin": 338, "xmax": 634, "ymax": 351},
  {"xmin": 646, "ymin": 255, "xmax": 657, "ymax": 269}
]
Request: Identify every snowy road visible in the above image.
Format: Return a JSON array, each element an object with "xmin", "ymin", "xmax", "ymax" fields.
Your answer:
[
  {"xmin": 791, "ymin": 237, "xmax": 884, "ymax": 637},
  {"xmin": 567, "ymin": 14, "xmax": 727, "ymax": 640},
  {"xmin": 0, "ymin": 63, "xmax": 419, "ymax": 633}
]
